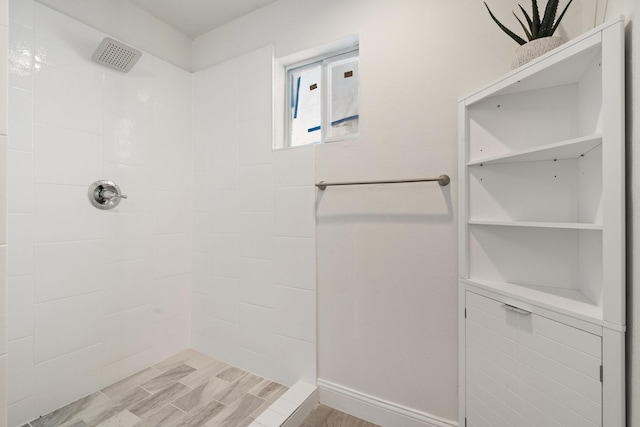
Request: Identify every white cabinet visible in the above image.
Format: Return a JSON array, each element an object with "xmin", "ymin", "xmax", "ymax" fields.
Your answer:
[
  {"xmin": 466, "ymin": 292, "xmax": 602, "ymax": 427},
  {"xmin": 458, "ymin": 19, "xmax": 625, "ymax": 426}
]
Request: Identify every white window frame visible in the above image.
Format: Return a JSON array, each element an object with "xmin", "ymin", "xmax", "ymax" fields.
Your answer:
[{"xmin": 274, "ymin": 39, "xmax": 359, "ymax": 150}]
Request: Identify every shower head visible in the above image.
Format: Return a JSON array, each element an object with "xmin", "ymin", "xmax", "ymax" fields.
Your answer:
[{"xmin": 91, "ymin": 37, "xmax": 142, "ymax": 73}]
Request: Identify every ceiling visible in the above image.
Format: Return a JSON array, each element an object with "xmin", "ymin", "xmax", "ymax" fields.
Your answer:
[{"xmin": 127, "ymin": 0, "xmax": 279, "ymax": 39}]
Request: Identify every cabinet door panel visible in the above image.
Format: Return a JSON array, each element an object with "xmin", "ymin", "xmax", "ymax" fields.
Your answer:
[
  {"xmin": 467, "ymin": 393, "xmax": 513, "ymax": 427},
  {"xmin": 514, "ymin": 370, "xmax": 600, "ymax": 427},
  {"xmin": 467, "ymin": 374, "xmax": 532, "ymax": 427},
  {"xmin": 517, "ymin": 358, "xmax": 601, "ymax": 425},
  {"xmin": 467, "ymin": 321, "xmax": 518, "ymax": 359},
  {"xmin": 523, "ymin": 311, "xmax": 601, "ymax": 357},
  {"xmin": 519, "ymin": 345, "xmax": 601, "ymax": 403},
  {"xmin": 467, "ymin": 305, "xmax": 518, "ymax": 341},
  {"xmin": 467, "ymin": 334, "xmax": 520, "ymax": 381},
  {"xmin": 467, "ymin": 347, "xmax": 532, "ymax": 427},
  {"xmin": 518, "ymin": 326, "xmax": 600, "ymax": 379},
  {"xmin": 466, "ymin": 292, "xmax": 602, "ymax": 427},
  {"xmin": 466, "ymin": 406, "xmax": 494, "ymax": 427}
]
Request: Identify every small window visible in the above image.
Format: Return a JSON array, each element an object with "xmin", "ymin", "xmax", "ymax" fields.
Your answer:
[{"xmin": 286, "ymin": 49, "xmax": 359, "ymax": 148}]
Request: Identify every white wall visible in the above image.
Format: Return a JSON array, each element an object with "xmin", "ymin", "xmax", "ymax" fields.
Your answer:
[
  {"xmin": 604, "ymin": 0, "xmax": 639, "ymax": 424},
  {"xmin": 191, "ymin": 46, "xmax": 317, "ymax": 387},
  {"xmin": 0, "ymin": 0, "xmax": 8, "ymax": 425},
  {"xmin": 6, "ymin": 2, "xmax": 192, "ymax": 425},
  {"xmin": 193, "ymin": 0, "xmax": 593, "ymax": 425},
  {"xmin": 33, "ymin": 0, "xmax": 192, "ymax": 71},
  {"xmin": 0, "ymin": 0, "xmax": 627, "ymax": 426}
]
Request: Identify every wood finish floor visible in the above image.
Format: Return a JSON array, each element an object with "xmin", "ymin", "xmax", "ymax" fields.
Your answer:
[
  {"xmin": 300, "ymin": 405, "xmax": 380, "ymax": 427},
  {"xmin": 22, "ymin": 349, "xmax": 287, "ymax": 427}
]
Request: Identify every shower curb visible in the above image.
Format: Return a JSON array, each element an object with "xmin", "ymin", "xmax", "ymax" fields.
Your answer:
[{"xmin": 250, "ymin": 381, "xmax": 319, "ymax": 427}]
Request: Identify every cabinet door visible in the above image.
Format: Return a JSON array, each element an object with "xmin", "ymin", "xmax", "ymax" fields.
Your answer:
[{"xmin": 465, "ymin": 292, "xmax": 602, "ymax": 427}]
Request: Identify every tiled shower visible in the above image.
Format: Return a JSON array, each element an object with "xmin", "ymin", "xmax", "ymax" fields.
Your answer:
[{"xmin": 4, "ymin": 1, "xmax": 316, "ymax": 426}]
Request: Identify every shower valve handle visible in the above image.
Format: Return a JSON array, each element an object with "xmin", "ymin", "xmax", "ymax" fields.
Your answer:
[
  {"xmin": 100, "ymin": 189, "xmax": 128, "ymax": 200},
  {"xmin": 88, "ymin": 180, "xmax": 127, "ymax": 210}
]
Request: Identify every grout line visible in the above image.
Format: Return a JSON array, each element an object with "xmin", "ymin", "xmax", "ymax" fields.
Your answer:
[
  {"xmin": 101, "ymin": 348, "xmax": 156, "ymax": 369},
  {"xmin": 7, "ymin": 394, "xmax": 33, "ymax": 408},
  {"xmin": 152, "ymin": 271, "xmax": 192, "ymax": 281},
  {"xmin": 153, "ymin": 312, "xmax": 190, "ymax": 325},
  {"xmin": 151, "ymin": 231, "xmax": 192, "ymax": 238},
  {"xmin": 274, "ymin": 234, "xmax": 314, "ymax": 239},
  {"xmin": 191, "ymin": 291, "xmax": 210, "ymax": 297},
  {"xmin": 272, "ymin": 235, "xmax": 314, "ymax": 241},
  {"xmin": 170, "ymin": 403, "xmax": 187, "ymax": 413},
  {"xmin": 32, "ymin": 289, "xmax": 103, "ymax": 306},
  {"xmin": 31, "ymin": 119, "xmax": 104, "ymax": 138},
  {"xmin": 208, "ymin": 317, "xmax": 238, "ymax": 326},
  {"xmin": 273, "ymin": 284, "xmax": 314, "ymax": 292},
  {"xmin": 6, "ymin": 273, "xmax": 33, "ymax": 279},
  {"xmin": 151, "ymin": 230, "xmax": 193, "ymax": 237},
  {"xmin": 210, "ymin": 272, "xmax": 240, "ymax": 279},
  {"xmin": 237, "ymin": 255, "xmax": 275, "ymax": 262},
  {"xmin": 102, "ymin": 257, "xmax": 153, "ymax": 266},
  {"xmin": 31, "ymin": 181, "xmax": 96, "ymax": 189},
  {"xmin": 139, "ymin": 385, "xmax": 153, "ymax": 395},
  {"xmin": 273, "ymin": 333, "xmax": 314, "ymax": 345},
  {"xmin": 32, "ymin": 237, "xmax": 105, "ymax": 246},
  {"xmin": 103, "ymin": 303, "xmax": 155, "ymax": 318},
  {"xmin": 238, "ymin": 301, "xmax": 275, "ymax": 311}
]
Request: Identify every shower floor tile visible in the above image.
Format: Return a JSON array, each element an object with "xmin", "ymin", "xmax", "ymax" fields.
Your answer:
[{"xmin": 25, "ymin": 350, "xmax": 288, "ymax": 427}]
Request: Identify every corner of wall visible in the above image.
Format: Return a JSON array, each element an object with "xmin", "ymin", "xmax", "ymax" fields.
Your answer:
[
  {"xmin": 34, "ymin": 0, "xmax": 192, "ymax": 71},
  {"xmin": 0, "ymin": 0, "xmax": 8, "ymax": 424}
]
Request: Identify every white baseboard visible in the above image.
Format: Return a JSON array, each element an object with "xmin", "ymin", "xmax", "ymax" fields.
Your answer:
[{"xmin": 317, "ymin": 379, "xmax": 458, "ymax": 427}]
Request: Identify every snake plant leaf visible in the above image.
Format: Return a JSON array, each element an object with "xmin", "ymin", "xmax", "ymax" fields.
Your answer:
[
  {"xmin": 484, "ymin": 2, "xmax": 527, "ymax": 45},
  {"xmin": 552, "ymin": 0, "xmax": 574, "ymax": 34},
  {"xmin": 531, "ymin": 0, "xmax": 541, "ymax": 38},
  {"xmin": 540, "ymin": 0, "xmax": 559, "ymax": 37},
  {"xmin": 513, "ymin": 12, "xmax": 533, "ymax": 40},
  {"xmin": 518, "ymin": 4, "xmax": 533, "ymax": 29}
]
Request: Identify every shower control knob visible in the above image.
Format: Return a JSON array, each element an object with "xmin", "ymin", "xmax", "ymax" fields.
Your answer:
[
  {"xmin": 99, "ymin": 189, "xmax": 128, "ymax": 200},
  {"xmin": 88, "ymin": 180, "xmax": 127, "ymax": 210}
]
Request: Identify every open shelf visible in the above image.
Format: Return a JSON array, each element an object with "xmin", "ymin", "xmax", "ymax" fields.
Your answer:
[
  {"xmin": 468, "ymin": 144, "xmax": 602, "ymax": 224},
  {"xmin": 462, "ymin": 278, "xmax": 603, "ymax": 324},
  {"xmin": 468, "ymin": 134, "xmax": 602, "ymax": 166},
  {"xmin": 463, "ymin": 34, "xmax": 602, "ymax": 105},
  {"xmin": 468, "ymin": 220, "xmax": 602, "ymax": 230},
  {"xmin": 459, "ymin": 18, "xmax": 625, "ymax": 426}
]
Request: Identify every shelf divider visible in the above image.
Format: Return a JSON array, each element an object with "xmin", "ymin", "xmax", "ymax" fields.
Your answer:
[
  {"xmin": 468, "ymin": 134, "xmax": 602, "ymax": 166},
  {"xmin": 468, "ymin": 220, "xmax": 603, "ymax": 230}
]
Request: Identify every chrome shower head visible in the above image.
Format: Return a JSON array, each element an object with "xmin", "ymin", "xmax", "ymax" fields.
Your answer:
[{"xmin": 91, "ymin": 37, "xmax": 142, "ymax": 73}]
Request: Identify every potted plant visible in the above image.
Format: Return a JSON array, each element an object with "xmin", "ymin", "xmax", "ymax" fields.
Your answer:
[{"xmin": 484, "ymin": 0, "xmax": 574, "ymax": 68}]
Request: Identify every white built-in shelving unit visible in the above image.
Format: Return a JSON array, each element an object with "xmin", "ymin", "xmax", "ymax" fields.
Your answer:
[{"xmin": 458, "ymin": 18, "xmax": 625, "ymax": 427}]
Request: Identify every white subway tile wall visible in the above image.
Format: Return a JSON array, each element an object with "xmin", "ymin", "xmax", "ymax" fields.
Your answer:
[
  {"xmin": 6, "ymin": 1, "xmax": 192, "ymax": 424},
  {"xmin": 5, "ymin": 2, "xmax": 319, "ymax": 425},
  {"xmin": 0, "ymin": 0, "xmax": 8, "ymax": 424},
  {"xmin": 7, "ymin": 275, "xmax": 31, "ymax": 341},
  {"xmin": 192, "ymin": 45, "xmax": 317, "ymax": 388},
  {"xmin": 6, "ymin": 148, "xmax": 31, "ymax": 212},
  {"xmin": 0, "ymin": 246, "xmax": 5, "ymax": 356}
]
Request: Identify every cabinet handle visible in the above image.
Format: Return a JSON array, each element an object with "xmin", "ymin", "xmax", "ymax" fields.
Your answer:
[{"xmin": 502, "ymin": 304, "xmax": 531, "ymax": 315}]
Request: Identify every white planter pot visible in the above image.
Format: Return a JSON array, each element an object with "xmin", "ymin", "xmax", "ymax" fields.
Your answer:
[{"xmin": 512, "ymin": 36, "xmax": 564, "ymax": 69}]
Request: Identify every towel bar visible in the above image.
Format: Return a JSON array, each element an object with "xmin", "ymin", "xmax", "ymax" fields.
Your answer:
[{"xmin": 315, "ymin": 174, "xmax": 450, "ymax": 190}]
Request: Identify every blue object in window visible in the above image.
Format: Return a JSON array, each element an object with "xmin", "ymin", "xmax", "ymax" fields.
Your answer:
[
  {"xmin": 293, "ymin": 76, "xmax": 301, "ymax": 119},
  {"xmin": 331, "ymin": 115, "xmax": 359, "ymax": 126},
  {"xmin": 307, "ymin": 126, "xmax": 321, "ymax": 133}
]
